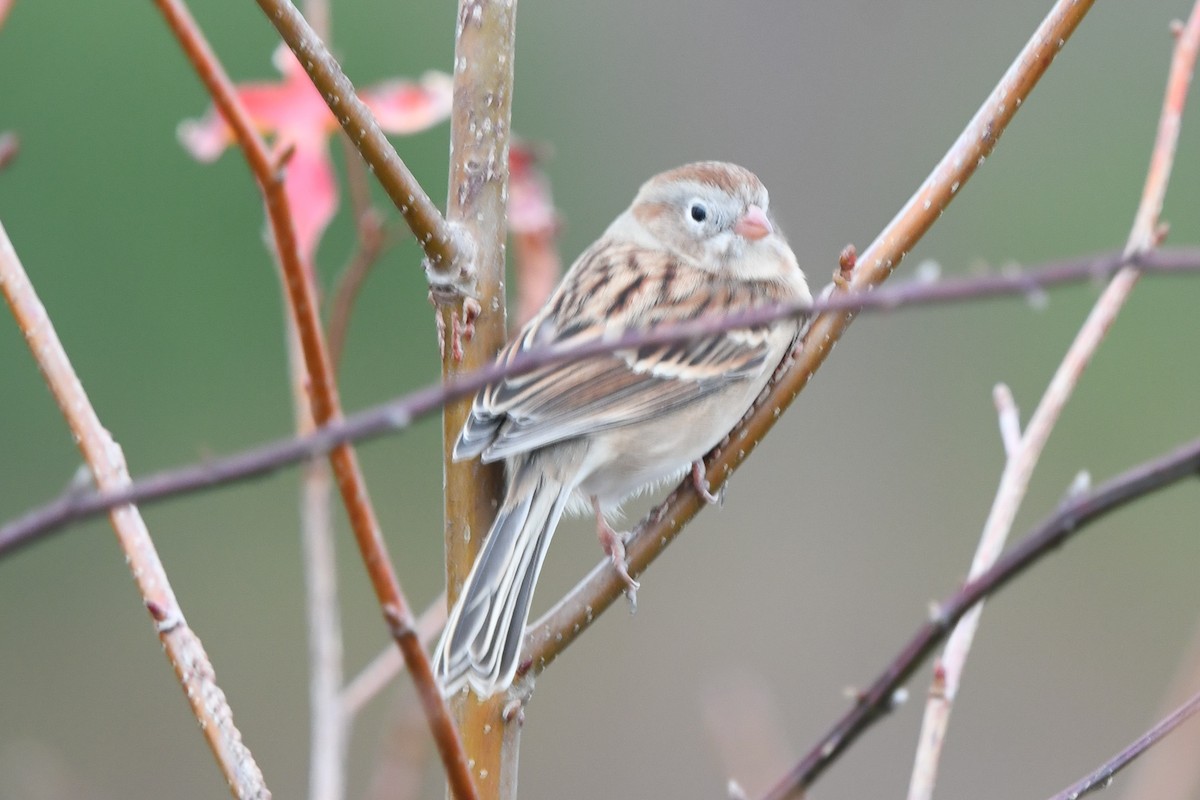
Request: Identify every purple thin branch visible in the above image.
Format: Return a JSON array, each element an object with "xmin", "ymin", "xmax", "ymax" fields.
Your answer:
[
  {"xmin": 759, "ymin": 436, "xmax": 1200, "ymax": 800},
  {"xmin": 1, "ymin": 247, "xmax": 1197, "ymax": 557},
  {"xmin": 1047, "ymin": 689, "xmax": 1200, "ymax": 800}
]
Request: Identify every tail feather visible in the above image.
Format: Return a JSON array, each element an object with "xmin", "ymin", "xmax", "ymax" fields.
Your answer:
[{"xmin": 434, "ymin": 475, "xmax": 571, "ymax": 697}]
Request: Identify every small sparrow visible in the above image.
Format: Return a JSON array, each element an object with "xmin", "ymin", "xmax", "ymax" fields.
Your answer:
[{"xmin": 434, "ymin": 161, "xmax": 812, "ymax": 698}]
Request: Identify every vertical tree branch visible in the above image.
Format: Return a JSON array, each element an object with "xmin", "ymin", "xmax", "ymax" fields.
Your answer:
[
  {"xmin": 440, "ymin": 2, "xmax": 518, "ymax": 798},
  {"xmin": 0, "ymin": 223, "xmax": 270, "ymax": 799},
  {"xmin": 293, "ymin": 1, "xmax": 346, "ymax": 796},
  {"xmin": 154, "ymin": 3, "xmax": 477, "ymax": 798},
  {"xmin": 286, "ymin": 322, "xmax": 346, "ymax": 800}
]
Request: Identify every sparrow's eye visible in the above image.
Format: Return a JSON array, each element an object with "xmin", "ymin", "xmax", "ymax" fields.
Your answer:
[{"xmin": 689, "ymin": 203, "xmax": 708, "ymax": 223}]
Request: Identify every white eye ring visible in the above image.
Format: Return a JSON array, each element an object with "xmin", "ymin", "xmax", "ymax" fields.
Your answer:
[{"xmin": 688, "ymin": 201, "xmax": 708, "ymax": 223}]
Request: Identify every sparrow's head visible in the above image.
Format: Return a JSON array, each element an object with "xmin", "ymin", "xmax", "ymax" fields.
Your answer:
[{"xmin": 612, "ymin": 161, "xmax": 799, "ymax": 281}]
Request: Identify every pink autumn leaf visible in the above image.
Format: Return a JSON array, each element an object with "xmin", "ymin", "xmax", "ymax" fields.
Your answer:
[{"xmin": 178, "ymin": 44, "xmax": 453, "ymax": 265}]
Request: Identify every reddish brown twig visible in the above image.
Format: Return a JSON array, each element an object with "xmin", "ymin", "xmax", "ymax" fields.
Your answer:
[
  {"xmin": 152, "ymin": 3, "xmax": 476, "ymax": 798},
  {"xmin": 0, "ymin": 224, "xmax": 270, "ymax": 798}
]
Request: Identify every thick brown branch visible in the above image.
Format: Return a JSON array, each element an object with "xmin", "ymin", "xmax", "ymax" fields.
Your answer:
[
  {"xmin": 440, "ymin": 1, "xmax": 519, "ymax": 796},
  {"xmin": 760, "ymin": 436, "xmax": 1200, "ymax": 800},
  {"xmin": 2, "ymin": 247, "xmax": 1197, "ymax": 555}
]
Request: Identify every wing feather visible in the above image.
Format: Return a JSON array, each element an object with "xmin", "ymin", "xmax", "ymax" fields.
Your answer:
[{"xmin": 453, "ymin": 241, "xmax": 796, "ymax": 463}]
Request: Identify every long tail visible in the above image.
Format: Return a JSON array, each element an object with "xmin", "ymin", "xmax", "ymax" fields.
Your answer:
[{"xmin": 434, "ymin": 473, "xmax": 571, "ymax": 698}]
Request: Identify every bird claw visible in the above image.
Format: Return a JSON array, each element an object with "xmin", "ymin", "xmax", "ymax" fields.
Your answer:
[
  {"xmin": 691, "ymin": 460, "xmax": 724, "ymax": 506},
  {"xmin": 593, "ymin": 500, "xmax": 640, "ymax": 606},
  {"xmin": 428, "ymin": 292, "xmax": 481, "ymax": 363},
  {"xmin": 502, "ymin": 697, "xmax": 526, "ymax": 726},
  {"xmin": 602, "ymin": 528, "xmax": 640, "ymax": 594}
]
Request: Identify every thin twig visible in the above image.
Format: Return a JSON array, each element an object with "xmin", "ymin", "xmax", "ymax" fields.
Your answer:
[
  {"xmin": 2, "ymin": 247, "xmax": 1198, "ymax": 555},
  {"xmin": 296, "ymin": 1, "xmax": 347, "ymax": 794},
  {"xmin": 327, "ymin": 209, "xmax": 390, "ymax": 373},
  {"xmin": 0, "ymin": 222, "xmax": 270, "ymax": 799},
  {"xmin": 252, "ymin": 0, "xmax": 462, "ymax": 279},
  {"xmin": 993, "ymin": 384, "xmax": 1021, "ymax": 458},
  {"xmin": 757, "ymin": 435, "xmax": 1200, "ymax": 800},
  {"xmin": 908, "ymin": 7, "xmax": 1200, "ymax": 798},
  {"xmin": 285, "ymin": 323, "xmax": 345, "ymax": 800},
  {"xmin": 341, "ymin": 595, "xmax": 447, "ymax": 719},
  {"xmin": 152, "ymin": 4, "xmax": 477, "ymax": 798},
  {"xmin": 365, "ymin": 691, "xmax": 434, "ymax": 800},
  {"xmin": 525, "ymin": 0, "xmax": 1099, "ymax": 705},
  {"xmin": 1047, "ymin": 690, "xmax": 1200, "ymax": 800},
  {"xmin": 1117, "ymin": 618, "xmax": 1200, "ymax": 800},
  {"xmin": 908, "ymin": 380, "xmax": 1023, "ymax": 800}
]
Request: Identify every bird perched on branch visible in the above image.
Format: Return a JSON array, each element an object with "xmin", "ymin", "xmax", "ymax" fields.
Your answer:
[{"xmin": 434, "ymin": 161, "xmax": 812, "ymax": 698}]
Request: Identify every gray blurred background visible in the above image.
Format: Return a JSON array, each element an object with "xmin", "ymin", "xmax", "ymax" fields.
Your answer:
[{"xmin": 2, "ymin": 2, "xmax": 1199, "ymax": 799}]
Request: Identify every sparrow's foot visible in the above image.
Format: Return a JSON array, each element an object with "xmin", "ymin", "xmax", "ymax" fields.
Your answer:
[
  {"xmin": 691, "ymin": 460, "xmax": 724, "ymax": 506},
  {"xmin": 592, "ymin": 499, "xmax": 640, "ymax": 602}
]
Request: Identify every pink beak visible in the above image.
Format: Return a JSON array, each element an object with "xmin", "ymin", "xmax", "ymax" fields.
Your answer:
[{"xmin": 733, "ymin": 204, "xmax": 773, "ymax": 240}]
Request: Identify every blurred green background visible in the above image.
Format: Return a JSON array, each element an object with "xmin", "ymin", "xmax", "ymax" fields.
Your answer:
[{"xmin": 2, "ymin": 2, "xmax": 1199, "ymax": 799}]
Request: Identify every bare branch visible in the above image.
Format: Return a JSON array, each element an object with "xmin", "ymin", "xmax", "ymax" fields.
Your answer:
[
  {"xmin": 1048, "ymin": 690, "xmax": 1200, "ymax": 800},
  {"xmin": 758, "ymin": 435, "xmax": 1200, "ymax": 800},
  {"xmin": 1118, "ymin": 617, "xmax": 1200, "ymax": 800},
  {"xmin": 993, "ymin": 384, "xmax": 1021, "ymax": 458},
  {"xmin": 342, "ymin": 595, "xmax": 447, "ymax": 719},
  {"xmin": 327, "ymin": 209, "xmax": 391, "ymax": 373},
  {"xmin": 285, "ymin": 325, "xmax": 345, "ymax": 800},
  {"xmin": 2, "ymin": 247, "xmax": 1197, "ymax": 555},
  {"xmin": 0, "ymin": 222, "xmax": 270, "ymax": 798}
]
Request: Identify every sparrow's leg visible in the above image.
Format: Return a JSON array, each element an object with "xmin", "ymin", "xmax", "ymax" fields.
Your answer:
[
  {"xmin": 592, "ymin": 497, "xmax": 640, "ymax": 596},
  {"xmin": 691, "ymin": 460, "xmax": 723, "ymax": 505}
]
